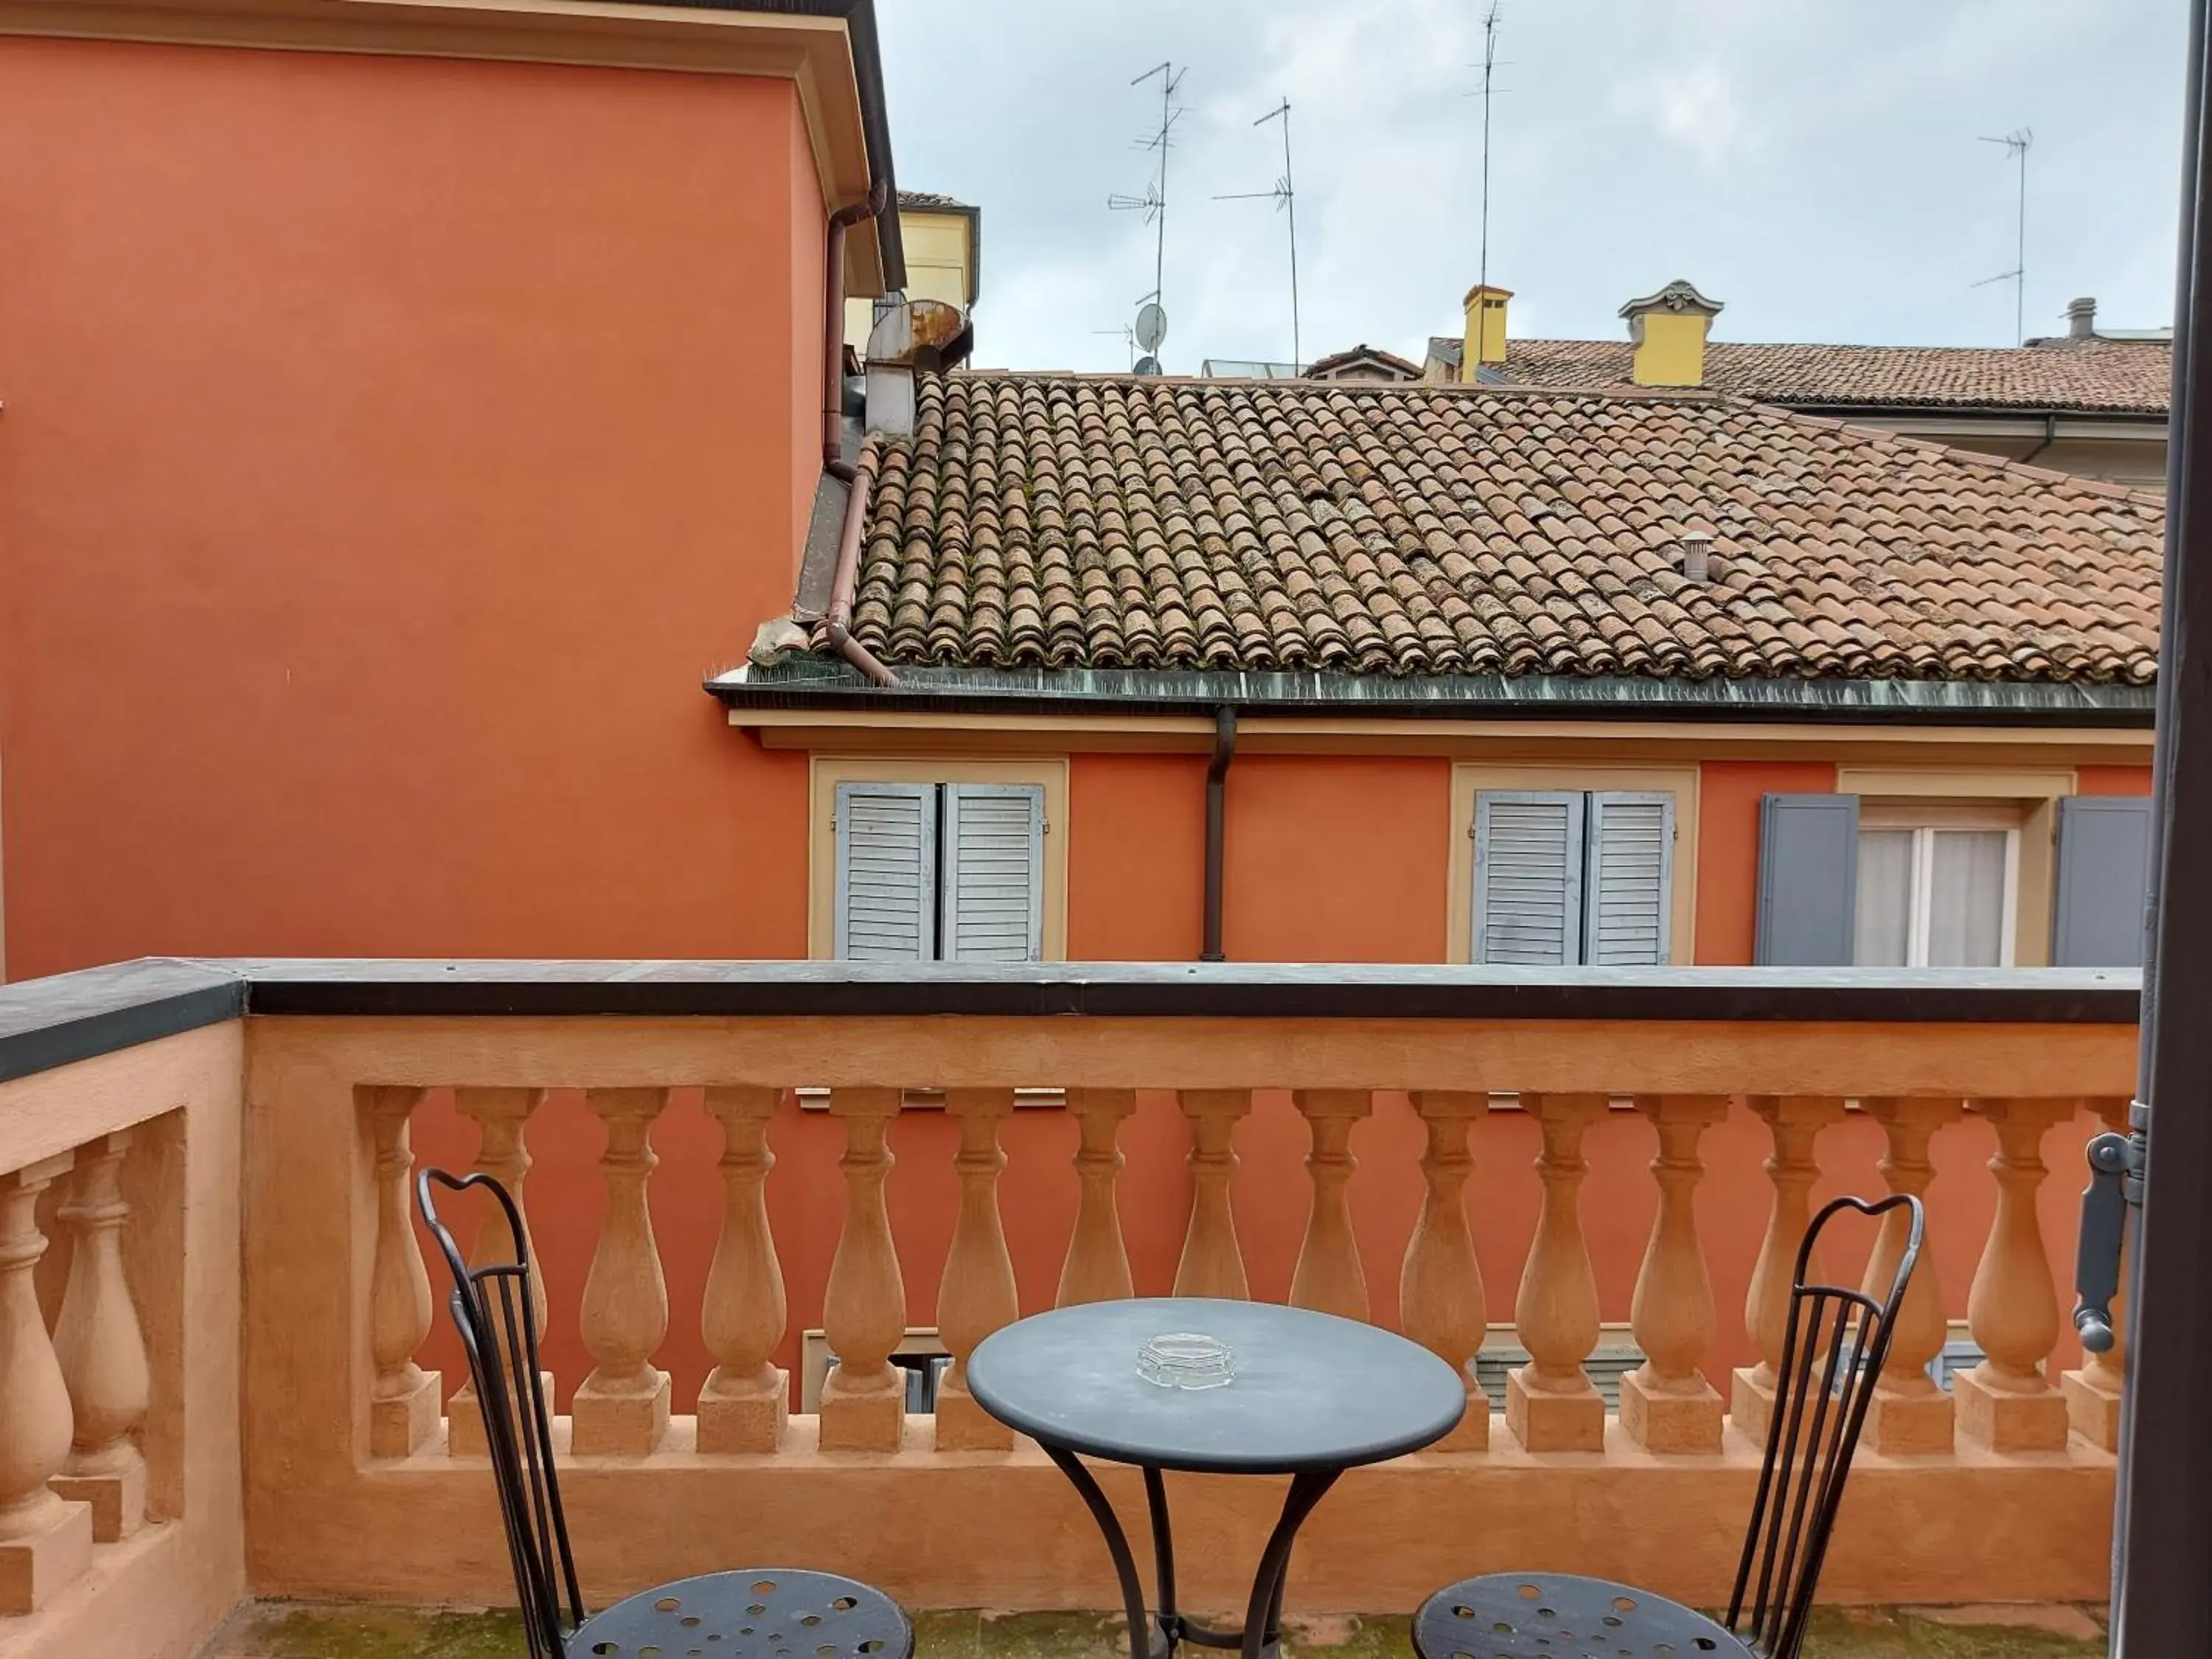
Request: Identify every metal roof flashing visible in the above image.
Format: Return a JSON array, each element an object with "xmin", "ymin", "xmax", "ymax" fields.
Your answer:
[{"xmin": 708, "ymin": 662, "xmax": 2156, "ymax": 726}]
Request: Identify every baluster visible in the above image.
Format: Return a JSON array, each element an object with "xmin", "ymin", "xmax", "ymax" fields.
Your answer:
[
  {"xmin": 363, "ymin": 1087, "xmax": 439, "ymax": 1458},
  {"xmin": 936, "ymin": 1089, "xmax": 1019, "ymax": 1451},
  {"xmin": 1057, "ymin": 1089, "xmax": 1136, "ymax": 1307},
  {"xmin": 1173, "ymin": 1090, "xmax": 1251, "ymax": 1300},
  {"xmin": 1860, "ymin": 1096, "xmax": 1964, "ymax": 1455},
  {"xmin": 1956, "ymin": 1097, "xmax": 2077, "ymax": 1452},
  {"xmin": 698, "ymin": 1087, "xmax": 789, "ymax": 1454},
  {"xmin": 1619, "ymin": 1095, "xmax": 1727, "ymax": 1453},
  {"xmin": 447, "ymin": 1088, "xmax": 549, "ymax": 1459},
  {"xmin": 2063, "ymin": 1098, "xmax": 2134, "ymax": 1451},
  {"xmin": 1730, "ymin": 1094, "xmax": 1846, "ymax": 1447},
  {"xmin": 1289, "ymin": 1091, "xmax": 1372, "ymax": 1321},
  {"xmin": 49, "ymin": 1131, "xmax": 150, "ymax": 1540},
  {"xmin": 819, "ymin": 1088, "xmax": 907, "ymax": 1453},
  {"xmin": 1507, "ymin": 1093, "xmax": 1606, "ymax": 1453},
  {"xmin": 1399, "ymin": 1091, "xmax": 1489, "ymax": 1450},
  {"xmin": 571, "ymin": 1088, "xmax": 671, "ymax": 1457},
  {"xmin": 0, "ymin": 1154, "xmax": 91, "ymax": 1614}
]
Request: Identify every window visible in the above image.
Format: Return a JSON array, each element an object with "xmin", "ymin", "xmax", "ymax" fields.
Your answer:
[
  {"xmin": 1852, "ymin": 806, "xmax": 2020, "ymax": 967},
  {"xmin": 1760, "ymin": 775, "xmax": 2076, "ymax": 967},
  {"xmin": 1470, "ymin": 790, "xmax": 1675, "ymax": 966},
  {"xmin": 832, "ymin": 780, "xmax": 1044, "ymax": 961}
]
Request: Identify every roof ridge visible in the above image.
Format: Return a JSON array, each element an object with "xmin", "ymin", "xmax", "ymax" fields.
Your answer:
[
  {"xmin": 933, "ymin": 366, "xmax": 1722, "ymax": 401},
  {"xmin": 1511, "ymin": 334, "xmax": 2171, "ymax": 354}
]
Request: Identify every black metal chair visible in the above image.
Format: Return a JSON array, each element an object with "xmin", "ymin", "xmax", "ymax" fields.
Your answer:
[
  {"xmin": 417, "ymin": 1167, "xmax": 914, "ymax": 1659},
  {"xmin": 1411, "ymin": 1193, "xmax": 1925, "ymax": 1659}
]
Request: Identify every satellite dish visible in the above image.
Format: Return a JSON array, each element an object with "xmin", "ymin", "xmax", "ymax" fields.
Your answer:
[
  {"xmin": 1133, "ymin": 355, "xmax": 1164, "ymax": 376},
  {"xmin": 1135, "ymin": 301, "xmax": 1168, "ymax": 353}
]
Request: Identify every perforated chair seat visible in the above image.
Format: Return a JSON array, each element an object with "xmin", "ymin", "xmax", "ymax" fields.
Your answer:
[
  {"xmin": 1414, "ymin": 1572, "xmax": 1752, "ymax": 1659},
  {"xmin": 571, "ymin": 1568, "xmax": 913, "ymax": 1659}
]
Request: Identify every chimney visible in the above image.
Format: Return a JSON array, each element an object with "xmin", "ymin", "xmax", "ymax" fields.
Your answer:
[
  {"xmin": 863, "ymin": 297, "xmax": 972, "ymax": 437},
  {"xmin": 1678, "ymin": 529, "xmax": 1713, "ymax": 584},
  {"xmin": 2067, "ymin": 296, "xmax": 2098, "ymax": 340},
  {"xmin": 1460, "ymin": 284, "xmax": 1511, "ymax": 381},
  {"xmin": 1620, "ymin": 279, "xmax": 1725, "ymax": 387}
]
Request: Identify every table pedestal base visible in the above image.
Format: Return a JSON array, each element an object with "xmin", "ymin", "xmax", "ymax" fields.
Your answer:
[{"xmin": 1042, "ymin": 1447, "xmax": 1340, "ymax": 1659}]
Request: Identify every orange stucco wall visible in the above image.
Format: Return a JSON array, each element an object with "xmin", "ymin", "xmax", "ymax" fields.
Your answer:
[{"xmin": 0, "ymin": 38, "xmax": 822, "ymax": 976}]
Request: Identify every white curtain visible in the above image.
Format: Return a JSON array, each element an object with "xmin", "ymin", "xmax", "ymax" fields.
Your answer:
[
  {"xmin": 1926, "ymin": 830, "xmax": 2008, "ymax": 967},
  {"xmin": 1855, "ymin": 830, "xmax": 1913, "ymax": 966},
  {"xmin": 1855, "ymin": 827, "xmax": 2008, "ymax": 967}
]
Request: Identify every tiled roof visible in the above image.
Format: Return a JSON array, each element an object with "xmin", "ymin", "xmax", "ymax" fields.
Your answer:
[
  {"xmin": 1307, "ymin": 343, "xmax": 1422, "ymax": 380},
  {"xmin": 898, "ymin": 189, "xmax": 974, "ymax": 212},
  {"xmin": 1422, "ymin": 335, "xmax": 2171, "ymax": 415},
  {"xmin": 846, "ymin": 372, "xmax": 2160, "ymax": 684}
]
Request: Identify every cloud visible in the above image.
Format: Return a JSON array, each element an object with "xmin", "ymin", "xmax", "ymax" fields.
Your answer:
[
  {"xmin": 875, "ymin": 0, "xmax": 2185, "ymax": 369},
  {"xmin": 1645, "ymin": 62, "xmax": 1747, "ymax": 169}
]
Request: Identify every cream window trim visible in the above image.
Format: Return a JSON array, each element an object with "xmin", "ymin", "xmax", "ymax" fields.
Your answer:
[
  {"xmin": 1837, "ymin": 767, "xmax": 2072, "ymax": 968},
  {"xmin": 1447, "ymin": 763, "xmax": 1698, "ymax": 966},
  {"xmin": 807, "ymin": 756, "xmax": 1068, "ymax": 961}
]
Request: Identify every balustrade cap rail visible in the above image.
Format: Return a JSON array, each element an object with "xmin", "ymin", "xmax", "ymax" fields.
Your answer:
[
  {"xmin": 0, "ymin": 957, "xmax": 244, "ymax": 1086},
  {"xmin": 0, "ymin": 957, "xmax": 2143, "ymax": 1088}
]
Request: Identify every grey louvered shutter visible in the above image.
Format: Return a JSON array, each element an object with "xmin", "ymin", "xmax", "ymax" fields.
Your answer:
[
  {"xmin": 942, "ymin": 783, "xmax": 1046, "ymax": 961},
  {"xmin": 1472, "ymin": 792, "xmax": 1585, "ymax": 965},
  {"xmin": 2053, "ymin": 796, "xmax": 2153, "ymax": 967},
  {"xmin": 833, "ymin": 782, "xmax": 937, "ymax": 960},
  {"xmin": 1584, "ymin": 793, "xmax": 1674, "ymax": 965},
  {"xmin": 1755, "ymin": 793, "xmax": 1860, "ymax": 966}
]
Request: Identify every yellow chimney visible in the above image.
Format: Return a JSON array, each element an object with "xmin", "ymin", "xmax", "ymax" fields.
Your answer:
[
  {"xmin": 1619, "ymin": 279, "xmax": 1724, "ymax": 387},
  {"xmin": 1461, "ymin": 284, "xmax": 1511, "ymax": 380}
]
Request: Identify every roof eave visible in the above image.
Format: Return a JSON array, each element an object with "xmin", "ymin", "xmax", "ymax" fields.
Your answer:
[{"xmin": 708, "ymin": 664, "xmax": 2157, "ymax": 727}]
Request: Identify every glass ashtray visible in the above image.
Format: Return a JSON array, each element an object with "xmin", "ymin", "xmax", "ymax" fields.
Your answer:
[{"xmin": 1138, "ymin": 1332, "xmax": 1236, "ymax": 1390}]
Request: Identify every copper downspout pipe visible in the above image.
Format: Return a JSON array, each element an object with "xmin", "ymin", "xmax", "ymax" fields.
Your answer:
[
  {"xmin": 821, "ymin": 178, "xmax": 899, "ymax": 687},
  {"xmin": 1202, "ymin": 705, "xmax": 1237, "ymax": 960}
]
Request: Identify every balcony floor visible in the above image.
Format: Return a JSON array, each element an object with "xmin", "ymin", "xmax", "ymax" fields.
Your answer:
[{"xmin": 204, "ymin": 1601, "xmax": 2107, "ymax": 1658}]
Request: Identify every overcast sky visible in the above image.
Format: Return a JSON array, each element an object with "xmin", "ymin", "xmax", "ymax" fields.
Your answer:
[{"xmin": 875, "ymin": 0, "xmax": 2188, "ymax": 374}]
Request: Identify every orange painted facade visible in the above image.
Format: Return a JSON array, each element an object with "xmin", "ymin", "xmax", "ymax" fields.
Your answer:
[
  {"xmin": 0, "ymin": 33, "xmax": 2149, "ymax": 1419},
  {"xmin": 0, "ymin": 36, "xmax": 825, "ymax": 978}
]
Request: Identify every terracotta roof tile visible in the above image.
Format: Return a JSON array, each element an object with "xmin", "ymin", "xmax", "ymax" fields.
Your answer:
[
  {"xmin": 1425, "ymin": 335, "xmax": 2172, "ymax": 416},
  {"xmin": 845, "ymin": 372, "xmax": 2163, "ymax": 684}
]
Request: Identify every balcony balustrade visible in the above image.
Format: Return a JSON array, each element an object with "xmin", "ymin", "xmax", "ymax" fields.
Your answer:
[{"xmin": 0, "ymin": 959, "xmax": 2138, "ymax": 1659}]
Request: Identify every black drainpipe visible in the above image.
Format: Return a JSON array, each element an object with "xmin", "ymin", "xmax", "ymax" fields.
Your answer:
[{"xmin": 1202, "ymin": 706, "xmax": 1237, "ymax": 961}]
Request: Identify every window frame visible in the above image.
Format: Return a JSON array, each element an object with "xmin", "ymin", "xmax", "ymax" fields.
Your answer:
[
  {"xmin": 1854, "ymin": 807, "xmax": 2023, "ymax": 967},
  {"xmin": 1449, "ymin": 764, "xmax": 1697, "ymax": 966},
  {"xmin": 1837, "ymin": 768, "xmax": 2073, "ymax": 968},
  {"xmin": 809, "ymin": 757, "xmax": 1068, "ymax": 961}
]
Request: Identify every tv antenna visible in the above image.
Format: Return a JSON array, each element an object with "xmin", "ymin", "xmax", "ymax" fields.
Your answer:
[
  {"xmin": 1215, "ymin": 99, "xmax": 1301, "ymax": 370},
  {"xmin": 1472, "ymin": 3, "xmax": 1506, "ymax": 369},
  {"xmin": 1973, "ymin": 128, "xmax": 2033, "ymax": 344},
  {"xmin": 1092, "ymin": 324, "xmax": 1138, "ymax": 370},
  {"xmin": 1109, "ymin": 61, "xmax": 1185, "ymax": 324}
]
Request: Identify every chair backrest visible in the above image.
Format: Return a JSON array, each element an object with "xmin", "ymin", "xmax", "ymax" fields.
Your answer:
[
  {"xmin": 1725, "ymin": 1192, "xmax": 1925, "ymax": 1659},
  {"xmin": 417, "ymin": 1168, "xmax": 584, "ymax": 1659}
]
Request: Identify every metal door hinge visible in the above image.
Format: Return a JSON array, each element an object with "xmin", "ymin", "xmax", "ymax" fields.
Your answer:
[{"xmin": 2074, "ymin": 1102, "xmax": 2148, "ymax": 1354}]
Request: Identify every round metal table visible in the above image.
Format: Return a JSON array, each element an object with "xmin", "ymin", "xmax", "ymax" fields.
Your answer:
[{"xmin": 967, "ymin": 1298, "xmax": 1466, "ymax": 1659}]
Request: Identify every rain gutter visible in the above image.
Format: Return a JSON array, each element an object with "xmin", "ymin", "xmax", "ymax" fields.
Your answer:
[{"xmin": 709, "ymin": 664, "xmax": 2155, "ymax": 727}]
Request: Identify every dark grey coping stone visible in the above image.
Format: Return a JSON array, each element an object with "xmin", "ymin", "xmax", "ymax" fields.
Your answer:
[
  {"xmin": 0, "ymin": 959, "xmax": 2142, "ymax": 1091},
  {"xmin": 0, "ymin": 959, "xmax": 244, "ymax": 1088}
]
